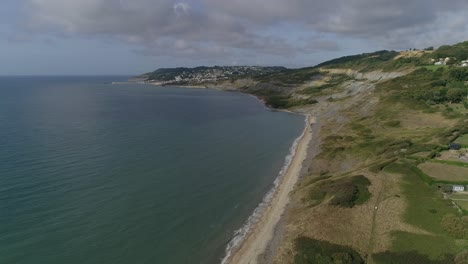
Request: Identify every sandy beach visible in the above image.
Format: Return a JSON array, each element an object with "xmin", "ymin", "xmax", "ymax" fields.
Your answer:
[{"xmin": 224, "ymin": 114, "xmax": 314, "ymax": 264}]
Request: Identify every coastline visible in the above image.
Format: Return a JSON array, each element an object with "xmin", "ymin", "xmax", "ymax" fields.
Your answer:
[
  {"xmin": 222, "ymin": 112, "xmax": 314, "ymax": 264},
  {"xmin": 130, "ymin": 80, "xmax": 315, "ymax": 263}
]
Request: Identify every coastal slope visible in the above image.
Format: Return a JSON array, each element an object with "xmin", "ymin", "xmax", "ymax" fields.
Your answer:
[{"xmin": 138, "ymin": 40, "xmax": 468, "ymax": 264}]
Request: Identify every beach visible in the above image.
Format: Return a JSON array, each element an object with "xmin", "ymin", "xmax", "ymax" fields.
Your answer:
[{"xmin": 223, "ymin": 114, "xmax": 314, "ymax": 264}]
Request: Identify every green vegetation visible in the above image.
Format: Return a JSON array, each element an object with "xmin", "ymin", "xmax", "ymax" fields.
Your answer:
[
  {"xmin": 430, "ymin": 41, "xmax": 468, "ymax": 61},
  {"xmin": 250, "ymin": 90, "xmax": 318, "ymax": 109},
  {"xmin": 315, "ymin": 50, "xmax": 401, "ymax": 71},
  {"xmin": 455, "ymin": 134, "xmax": 468, "ymax": 145},
  {"xmin": 373, "ymin": 250, "xmax": 454, "ymax": 264},
  {"xmin": 383, "ymin": 120, "xmax": 401, "ymax": 127},
  {"xmin": 306, "ymin": 175, "xmax": 371, "ymax": 208},
  {"xmin": 294, "ymin": 237, "xmax": 364, "ymax": 264},
  {"xmin": 384, "ymin": 163, "xmax": 456, "ymax": 231},
  {"xmin": 300, "ymin": 74, "xmax": 352, "ymax": 96},
  {"xmin": 377, "ymin": 67, "xmax": 468, "ymax": 108},
  {"xmin": 430, "ymin": 159, "xmax": 468, "ymax": 168},
  {"xmin": 423, "ymin": 65, "xmax": 447, "ymax": 71},
  {"xmin": 253, "ymin": 67, "xmax": 320, "ymax": 85},
  {"xmin": 142, "ymin": 66, "xmax": 287, "ymax": 81},
  {"xmin": 441, "ymin": 214, "xmax": 468, "ymax": 239},
  {"xmin": 383, "ymin": 162, "xmax": 462, "ymax": 258},
  {"xmin": 455, "ymin": 200, "xmax": 468, "ymax": 212}
]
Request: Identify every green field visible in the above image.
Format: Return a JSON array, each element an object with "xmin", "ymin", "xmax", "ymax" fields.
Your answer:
[
  {"xmin": 381, "ymin": 162, "xmax": 463, "ymax": 260},
  {"xmin": 455, "ymin": 200, "xmax": 468, "ymax": 211},
  {"xmin": 450, "ymin": 193, "xmax": 468, "ymax": 211},
  {"xmin": 422, "ymin": 65, "xmax": 448, "ymax": 71},
  {"xmin": 418, "ymin": 161, "xmax": 468, "ymax": 183},
  {"xmin": 455, "ymin": 134, "xmax": 468, "ymax": 145}
]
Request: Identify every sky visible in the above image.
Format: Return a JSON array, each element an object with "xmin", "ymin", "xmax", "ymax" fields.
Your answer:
[{"xmin": 1, "ymin": 0, "xmax": 468, "ymax": 75}]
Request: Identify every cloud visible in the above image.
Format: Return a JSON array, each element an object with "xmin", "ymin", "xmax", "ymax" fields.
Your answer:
[
  {"xmin": 173, "ymin": 2, "xmax": 190, "ymax": 18},
  {"xmin": 19, "ymin": 0, "xmax": 468, "ymax": 63}
]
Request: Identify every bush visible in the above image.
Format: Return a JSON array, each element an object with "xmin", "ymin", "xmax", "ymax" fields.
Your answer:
[
  {"xmin": 441, "ymin": 214, "xmax": 468, "ymax": 239},
  {"xmin": 455, "ymin": 250, "xmax": 468, "ymax": 264},
  {"xmin": 294, "ymin": 237, "xmax": 364, "ymax": 264},
  {"xmin": 307, "ymin": 175, "xmax": 371, "ymax": 208}
]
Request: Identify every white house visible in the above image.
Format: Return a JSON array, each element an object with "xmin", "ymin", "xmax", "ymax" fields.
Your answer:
[
  {"xmin": 435, "ymin": 61, "xmax": 444, "ymax": 65},
  {"xmin": 453, "ymin": 185, "xmax": 465, "ymax": 192}
]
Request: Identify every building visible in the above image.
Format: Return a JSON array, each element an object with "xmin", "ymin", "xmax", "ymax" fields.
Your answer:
[{"xmin": 453, "ymin": 185, "xmax": 465, "ymax": 192}]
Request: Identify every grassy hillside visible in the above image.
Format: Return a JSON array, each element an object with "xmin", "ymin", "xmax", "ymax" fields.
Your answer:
[{"xmin": 270, "ymin": 40, "xmax": 468, "ymax": 264}]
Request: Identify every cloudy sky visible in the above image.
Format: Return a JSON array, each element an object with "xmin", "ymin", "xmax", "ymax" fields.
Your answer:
[{"xmin": 1, "ymin": 0, "xmax": 468, "ymax": 75}]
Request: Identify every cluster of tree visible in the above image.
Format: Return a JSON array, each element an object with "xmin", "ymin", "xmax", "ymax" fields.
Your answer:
[
  {"xmin": 449, "ymin": 68, "xmax": 468, "ymax": 82},
  {"xmin": 431, "ymin": 41, "xmax": 468, "ymax": 61},
  {"xmin": 307, "ymin": 175, "xmax": 371, "ymax": 208},
  {"xmin": 400, "ymin": 68, "xmax": 468, "ymax": 105},
  {"xmin": 420, "ymin": 87, "xmax": 467, "ymax": 104},
  {"xmin": 263, "ymin": 95, "xmax": 318, "ymax": 109},
  {"xmin": 294, "ymin": 237, "xmax": 364, "ymax": 264}
]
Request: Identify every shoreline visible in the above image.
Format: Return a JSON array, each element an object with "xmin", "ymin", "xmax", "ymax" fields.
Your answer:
[
  {"xmin": 222, "ymin": 112, "xmax": 314, "ymax": 264},
  {"xmin": 129, "ymin": 80, "xmax": 314, "ymax": 263}
]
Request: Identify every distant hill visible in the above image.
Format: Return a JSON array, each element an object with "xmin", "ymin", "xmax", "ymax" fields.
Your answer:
[{"xmin": 137, "ymin": 66, "xmax": 286, "ymax": 85}]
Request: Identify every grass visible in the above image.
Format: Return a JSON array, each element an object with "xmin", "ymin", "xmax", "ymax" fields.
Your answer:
[
  {"xmin": 450, "ymin": 193, "xmax": 468, "ymax": 212},
  {"xmin": 440, "ymin": 214, "xmax": 468, "ymax": 239},
  {"xmin": 455, "ymin": 201, "xmax": 468, "ymax": 211},
  {"xmin": 450, "ymin": 193, "xmax": 468, "ymax": 200},
  {"xmin": 422, "ymin": 65, "xmax": 448, "ymax": 71},
  {"xmin": 299, "ymin": 74, "xmax": 351, "ymax": 96},
  {"xmin": 455, "ymin": 134, "xmax": 468, "ymax": 145},
  {"xmin": 294, "ymin": 237, "xmax": 364, "ymax": 264},
  {"xmin": 382, "ymin": 162, "xmax": 463, "ymax": 258},
  {"xmin": 373, "ymin": 249, "xmax": 454, "ymax": 264},
  {"xmin": 284, "ymin": 43, "xmax": 468, "ymax": 263},
  {"xmin": 431, "ymin": 159, "xmax": 468, "ymax": 168},
  {"xmin": 390, "ymin": 232, "xmax": 459, "ymax": 260},
  {"xmin": 418, "ymin": 162, "xmax": 468, "ymax": 182}
]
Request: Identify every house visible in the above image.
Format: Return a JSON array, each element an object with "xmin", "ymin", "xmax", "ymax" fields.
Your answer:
[
  {"xmin": 435, "ymin": 61, "xmax": 444, "ymax": 65},
  {"xmin": 453, "ymin": 185, "xmax": 465, "ymax": 192},
  {"xmin": 449, "ymin": 143, "xmax": 462, "ymax": 150}
]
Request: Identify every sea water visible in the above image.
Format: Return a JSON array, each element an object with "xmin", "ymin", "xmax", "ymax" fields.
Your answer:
[{"xmin": 0, "ymin": 76, "xmax": 305, "ymax": 264}]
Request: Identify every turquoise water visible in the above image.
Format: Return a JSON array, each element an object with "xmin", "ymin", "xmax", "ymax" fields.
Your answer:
[{"xmin": 0, "ymin": 76, "xmax": 305, "ymax": 264}]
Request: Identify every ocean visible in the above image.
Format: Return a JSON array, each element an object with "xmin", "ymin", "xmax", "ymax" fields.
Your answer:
[{"xmin": 0, "ymin": 76, "xmax": 305, "ymax": 264}]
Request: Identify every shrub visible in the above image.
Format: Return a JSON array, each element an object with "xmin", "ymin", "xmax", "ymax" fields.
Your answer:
[
  {"xmin": 307, "ymin": 175, "xmax": 371, "ymax": 208},
  {"xmin": 441, "ymin": 214, "xmax": 468, "ymax": 239},
  {"xmin": 294, "ymin": 237, "xmax": 364, "ymax": 264},
  {"xmin": 455, "ymin": 250, "xmax": 468, "ymax": 264}
]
